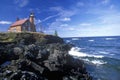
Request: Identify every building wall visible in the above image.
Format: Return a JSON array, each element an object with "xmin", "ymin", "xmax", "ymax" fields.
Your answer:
[
  {"xmin": 9, "ymin": 26, "xmax": 22, "ymax": 32},
  {"xmin": 9, "ymin": 19, "xmax": 36, "ymax": 32},
  {"xmin": 30, "ymin": 23, "xmax": 36, "ymax": 32},
  {"xmin": 22, "ymin": 21, "xmax": 31, "ymax": 31}
]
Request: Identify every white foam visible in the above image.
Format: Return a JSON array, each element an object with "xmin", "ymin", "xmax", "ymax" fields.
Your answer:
[
  {"xmin": 91, "ymin": 60, "xmax": 107, "ymax": 65},
  {"xmin": 90, "ymin": 55, "xmax": 104, "ymax": 58},
  {"xmin": 68, "ymin": 47, "xmax": 88, "ymax": 57},
  {"xmin": 88, "ymin": 39, "xmax": 94, "ymax": 42},
  {"xmin": 82, "ymin": 59, "xmax": 107, "ymax": 66},
  {"xmin": 69, "ymin": 47, "xmax": 87, "ymax": 57},
  {"xmin": 69, "ymin": 47, "xmax": 104, "ymax": 58},
  {"xmin": 66, "ymin": 40, "xmax": 71, "ymax": 43},
  {"xmin": 72, "ymin": 38, "xmax": 79, "ymax": 40},
  {"xmin": 110, "ymin": 54, "xmax": 114, "ymax": 55},
  {"xmin": 99, "ymin": 51, "xmax": 109, "ymax": 54},
  {"xmin": 69, "ymin": 47, "xmax": 107, "ymax": 65},
  {"xmin": 105, "ymin": 38, "xmax": 115, "ymax": 40},
  {"xmin": 82, "ymin": 59, "xmax": 107, "ymax": 65},
  {"xmin": 82, "ymin": 59, "xmax": 90, "ymax": 62}
]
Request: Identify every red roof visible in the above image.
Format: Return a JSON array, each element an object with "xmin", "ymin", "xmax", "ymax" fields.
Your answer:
[{"xmin": 11, "ymin": 19, "xmax": 28, "ymax": 27}]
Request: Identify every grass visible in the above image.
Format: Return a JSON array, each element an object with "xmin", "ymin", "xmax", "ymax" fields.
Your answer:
[{"xmin": 0, "ymin": 32, "xmax": 63, "ymax": 44}]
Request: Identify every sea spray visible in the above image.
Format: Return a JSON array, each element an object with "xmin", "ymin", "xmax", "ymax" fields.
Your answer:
[{"xmin": 69, "ymin": 47, "xmax": 104, "ymax": 58}]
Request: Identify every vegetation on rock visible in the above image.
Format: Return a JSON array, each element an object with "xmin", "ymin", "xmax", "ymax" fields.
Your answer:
[
  {"xmin": 54, "ymin": 30, "xmax": 58, "ymax": 36},
  {"xmin": 0, "ymin": 32, "xmax": 63, "ymax": 45}
]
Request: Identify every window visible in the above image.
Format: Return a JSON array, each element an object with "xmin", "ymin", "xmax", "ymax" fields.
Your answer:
[
  {"xmin": 13, "ymin": 27, "xmax": 16, "ymax": 32},
  {"xmin": 28, "ymin": 26, "xmax": 31, "ymax": 31},
  {"xmin": 28, "ymin": 22, "xmax": 31, "ymax": 31},
  {"xmin": 23, "ymin": 26, "xmax": 26, "ymax": 31},
  {"xmin": 25, "ymin": 22, "xmax": 28, "ymax": 26}
]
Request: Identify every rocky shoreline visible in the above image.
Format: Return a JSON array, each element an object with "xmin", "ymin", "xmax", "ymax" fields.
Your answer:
[{"xmin": 0, "ymin": 32, "xmax": 92, "ymax": 80}]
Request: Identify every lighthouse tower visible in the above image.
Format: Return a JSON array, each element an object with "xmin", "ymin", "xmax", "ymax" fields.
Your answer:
[{"xmin": 29, "ymin": 12, "xmax": 36, "ymax": 32}]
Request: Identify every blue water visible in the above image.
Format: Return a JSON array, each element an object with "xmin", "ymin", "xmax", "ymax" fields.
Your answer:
[{"xmin": 63, "ymin": 36, "xmax": 120, "ymax": 80}]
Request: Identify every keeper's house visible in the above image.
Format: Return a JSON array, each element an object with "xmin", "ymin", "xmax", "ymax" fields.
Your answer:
[{"xmin": 8, "ymin": 13, "xmax": 36, "ymax": 32}]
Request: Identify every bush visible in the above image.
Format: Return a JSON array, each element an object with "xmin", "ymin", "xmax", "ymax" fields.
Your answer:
[{"xmin": 36, "ymin": 37, "xmax": 47, "ymax": 45}]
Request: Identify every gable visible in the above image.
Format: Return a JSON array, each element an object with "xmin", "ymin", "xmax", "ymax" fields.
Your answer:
[
  {"xmin": 10, "ymin": 19, "xmax": 28, "ymax": 27},
  {"xmin": 22, "ymin": 20, "xmax": 31, "ymax": 27}
]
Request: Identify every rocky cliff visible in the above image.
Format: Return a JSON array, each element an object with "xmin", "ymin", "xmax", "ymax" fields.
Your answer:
[{"xmin": 0, "ymin": 32, "xmax": 92, "ymax": 80}]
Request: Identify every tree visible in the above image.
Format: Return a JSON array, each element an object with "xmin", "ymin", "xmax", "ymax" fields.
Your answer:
[{"xmin": 54, "ymin": 30, "xmax": 58, "ymax": 36}]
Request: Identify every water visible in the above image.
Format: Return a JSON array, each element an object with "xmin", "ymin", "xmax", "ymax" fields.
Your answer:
[{"xmin": 63, "ymin": 36, "xmax": 120, "ymax": 80}]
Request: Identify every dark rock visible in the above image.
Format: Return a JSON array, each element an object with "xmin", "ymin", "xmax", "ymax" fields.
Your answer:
[
  {"xmin": 24, "ymin": 44, "xmax": 39, "ymax": 61},
  {"xmin": 44, "ymin": 35, "xmax": 63, "ymax": 44},
  {"xmin": 38, "ymin": 49, "xmax": 50, "ymax": 61},
  {"xmin": 9, "ymin": 71, "xmax": 41, "ymax": 80},
  {"xmin": 13, "ymin": 47, "xmax": 23, "ymax": 56},
  {"xmin": 0, "ymin": 34, "xmax": 92, "ymax": 80}
]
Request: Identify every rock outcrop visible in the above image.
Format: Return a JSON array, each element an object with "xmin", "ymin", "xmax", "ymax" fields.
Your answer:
[{"xmin": 0, "ymin": 32, "xmax": 92, "ymax": 80}]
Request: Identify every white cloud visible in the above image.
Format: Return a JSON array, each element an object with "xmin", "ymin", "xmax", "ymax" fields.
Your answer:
[
  {"xmin": 48, "ymin": 6, "xmax": 76, "ymax": 33},
  {"xmin": 80, "ymin": 23, "xmax": 92, "ymax": 26},
  {"xmin": 42, "ymin": 14, "xmax": 59, "ymax": 22},
  {"xmin": 49, "ymin": 21, "xmax": 61, "ymax": 30},
  {"xmin": 50, "ymin": 6, "xmax": 76, "ymax": 17},
  {"xmin": 60, "ymin": 24, "xmax": 69, "ymax": 27},
  {"xmin": 60, "ymin": 17, "xmax": 71, "ymax": 22},
  {"xmin": 110, "ymin": 4, "xmax": 115, "ymax": 9},
  {"xmin": 48, "ymin": 1, "xmax": 120, "ymax": 37},
  {"xmin": 77, "ymin": 2, "xmax": 84, "ymax": 7},
  {"xmin": 102, "ymin": 0, "xmax": 110, "ymax": 4},
  {"xmin": 50, "ymin": 6, "xmax": 63, "ymax": 12},
  {"xmin": 100, "ymin": 14, "xmax": 120, "ymax": 24},
  {"xmin": 68, "ymin": 27, "xmax": 75, "ymax": 31},
  {"xmin": 36, "ymin": 8, "xmax": 41, "ymax": 13},
  {"xmin": 35, "ymin": 19, "xmax": 41, "ymax": 24},
  {"xmin": 0, "ymin": 21, "xmax": 12, "ymax": 24},
  {"xmin": 14, "ymin": 0, "xmax": 29, "ymax": 7}
]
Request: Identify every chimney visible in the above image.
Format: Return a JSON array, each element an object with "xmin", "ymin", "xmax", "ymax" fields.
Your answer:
[{"xmin": 16, "ymin": 17, "xmax": 20, "ymax": 21}]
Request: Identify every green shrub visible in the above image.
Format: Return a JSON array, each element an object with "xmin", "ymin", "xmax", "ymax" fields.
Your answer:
[{"xmin": 36, "ymin": 37, "xmax": 47, "ymax": 45}]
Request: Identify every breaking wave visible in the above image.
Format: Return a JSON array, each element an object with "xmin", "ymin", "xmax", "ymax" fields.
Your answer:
[
  {"xmin": 69, "ymin": 47, "xmax": 104, "ymax": 58},
  {"xmin": 83, "ymin": 59, "xmax": 107, "ymax": 65},
  {"xmin": 68, "ymin": 47, "xmax": 107, "ymax": 65}
]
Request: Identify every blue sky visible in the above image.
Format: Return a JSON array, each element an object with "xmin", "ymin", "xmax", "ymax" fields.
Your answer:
[{"xmin": 0, "ymin": 0, "xmax": 120, "ymax": 37}]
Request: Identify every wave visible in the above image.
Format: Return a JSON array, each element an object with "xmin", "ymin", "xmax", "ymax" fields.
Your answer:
[
  {"xmin": 110, "ymin": 54, "xmax": 115, "ymax": 55},
  {"xmin": 68, "ymin": 47, "xmax": 108, "ymax": 65},
  {"xmin": 98, "ymin": 51, "xmax": 109, "ymax": 54},
  {"xmin": 91, "ymin": 45, "xmax": 116, "ymax": 48},
  {"xmin": 98, "ymin": 51, "xmax": 115, "ymax": 56},
  {"xmin": 69, "ymin": 47, "xmax": 104, "ymax": 58},
  {"xmin": 105, "ymin": 38, "xmax": 115, "ymax": 40},
  {"xmin": 72, "ymin": 38, "xmax": 79, "ymax": 40},
  {"xmin": 83, "ymin": 59, "xmax": 107, "ymax": 65},
  {"xmin": 66, "ymin": 40, "xmax": 71, "ymax": 43},
  {"xmin": 91, "ymin": 60, "xmax": 107, "ymax": 65},
  {"xmin": 88, "ymin": 39, "xmax": 94, "ymax": 42}
]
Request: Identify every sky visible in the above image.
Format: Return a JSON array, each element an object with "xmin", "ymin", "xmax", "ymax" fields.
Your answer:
[{"xmin": 0, "ymin": 0, "xmax": 120, "ymax": 37}]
